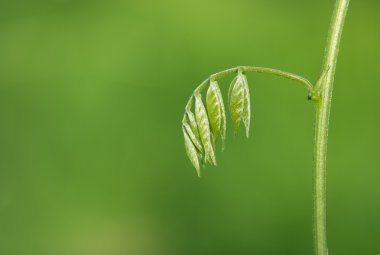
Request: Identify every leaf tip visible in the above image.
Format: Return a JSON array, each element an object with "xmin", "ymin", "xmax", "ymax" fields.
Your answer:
[{"xmin": 196, "ymin": 168, "xmax": 201, "ymax": 178}]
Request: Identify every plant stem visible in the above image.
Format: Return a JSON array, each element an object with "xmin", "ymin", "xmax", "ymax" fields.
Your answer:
[
  {"xmin": 193, "ymin": 66, "xmax": 314, "ymax": 94},
  {"xmin": 313, "ymin": 0, "xmax": 349, "ymax": 255}
]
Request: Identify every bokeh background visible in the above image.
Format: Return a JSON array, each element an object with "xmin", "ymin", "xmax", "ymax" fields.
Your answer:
[{"xmin": 1, "ymin": 0, "xmax": 379, "ymax": 254}]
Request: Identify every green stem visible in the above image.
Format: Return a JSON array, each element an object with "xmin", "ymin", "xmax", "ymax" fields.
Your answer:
[
  {"xmin": 193, "ymin": 66, "xmax": 314, "ymax": 94},
  {"xmin": 313, "ymin": 1, "xmax": 350, "ymax": 255}
]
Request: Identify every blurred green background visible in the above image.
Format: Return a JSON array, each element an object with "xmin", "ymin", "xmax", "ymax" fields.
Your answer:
[{"xmin": 1, "ymin": 0, "xmax": 379, "ymax": 254}]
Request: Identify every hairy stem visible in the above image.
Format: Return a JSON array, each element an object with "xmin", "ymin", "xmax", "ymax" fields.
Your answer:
[
  {"xmin": 193, "ymin": 66, "xmax": 314, "ymax": 94},
  {"xmin": 313, "ymin": 0, "xmax": 350, "ymax": 255}
]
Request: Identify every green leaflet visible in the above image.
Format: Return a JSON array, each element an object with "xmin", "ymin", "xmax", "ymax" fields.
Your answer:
[
  {"xmin": 185, "ymin": 98, "xmax": 201, "ymax": 140},
  {"xmin": 229, "ymin": 73, "xmax": 245, "ymax": 132},
  {"xmin": 207, "ymin": 80, "xmax": 227, "ymax": 149},
  {"xmin": 228, "ymin": 76, "xmax": 238, "ymax": 100},
  {"xmin": 217, "ymin": 86, "xmax": 227, "ymax": 150},
  {"xmin": 186, "ymin": 110, "xmax": 201, "ymax": 143},
  {"xmin": 242, "ymin": 74, "xmax": 251, "ymax": 138},
  {"xmin": 229, "ymin": 72, "xmax": 251, "ymax": 136},
  {"xmin": 183, "ymin": 122, "xmax": 203, "ymax": 153},
  {"xmin": 184, "ymin": 96, "xmax": 204, "ymax": 161},
  {"xmin": 206, "ymin": 83, "xmax": 221, "ymax": 140},
  {"xmin": 194, "ymin": 94, "xmax": 217, "ymax": 166},
  {"xmin": 183, "ymin": 127, "xmax": 201, "ymax": 177},
  {"xmin": 206, "ymin": 81, "xmax": 221, "ymax": 141}
]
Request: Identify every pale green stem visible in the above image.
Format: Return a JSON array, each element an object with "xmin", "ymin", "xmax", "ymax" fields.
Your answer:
[
  {"xmin": 193, "ymin": 66, "xmax": 314, "ymax": 94},
  {"xmin": 185, "ymin": 66, "xmax": 314, "ymax": 115},
  {"xmin": 313, "ymin": 0, "xmax": 350, "ymax": 255}
]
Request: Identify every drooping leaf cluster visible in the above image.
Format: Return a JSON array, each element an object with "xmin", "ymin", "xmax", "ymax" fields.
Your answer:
[{"xmin": 182, "ymin": 71, "xmax": 251, "ymax": 176}]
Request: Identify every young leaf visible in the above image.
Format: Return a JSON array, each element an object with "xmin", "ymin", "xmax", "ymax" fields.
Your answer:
[
  {"xmin": 194, "ymin": 94, "xmax": 217, "ymax": 166},
  {"xmin": 206, "ymin": 80, "xmax": 222, "ymax": 141},
  {"xmin": 228, "ymin": 76, "xmax": 238, "ymax": 100},
  {"xmin": 184, "ymin": 98, "xmax": 201, "ymax": 140},
  {"xmin": 186, "ymin": 110, "xmax": 201, "ymax": 141},
  {"xmin": 215, "ymin": 81, "xmax": 227, "ymax": 149},
  {"xmin": 229, "ymin": 73, "xmax": 245, "ymax": 132},
  {"xmin": 242, "ymin": 74, "xmax": 251, "ymax": 138},
  {"xmin": 183, "ymin": 127, "xmax": 201, "ymax": 177},
  {"xmin": 183, "ymin": 122, "xmax": 203, "ymax": 153},
  {"xmin": 207, "ymin": 80, "xmax": 227, "ymax": 149}
]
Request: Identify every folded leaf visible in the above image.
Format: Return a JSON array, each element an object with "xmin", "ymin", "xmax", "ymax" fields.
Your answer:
[
  {"xmin": 206, "ymin": 81, "xmax": 222, "ymax": 141},
  {"xmin": 215, "ymin": 84, "xmax": 227, "ymax": 150},
  {"xmin": 242, "ymin": 74, "xmax": 251, "ymax": 138},
  {"xmin": 183, "ymin": 127, "xmax": 201, "ymax": 176},
  {"xmin": 229, "ymin": 73, "xmax": 245, "ymax": 132},
  {"xmin": 195, "ymin": 94, "xmax": 217, "ymax": 166},
  {"xmin": 185, "ymin": 98, "xmax": 201, "ymax": 139},
  {"xmin": 183, "ymin": 122, "xmax": 203, "ymax": 153},
  {"xmin": 207, "ymin": 80, "xmax": 227, "ymax": 149},
  {"xmin": 228, "ymin": 76, "xmax": 238, "ymax": 100}
]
